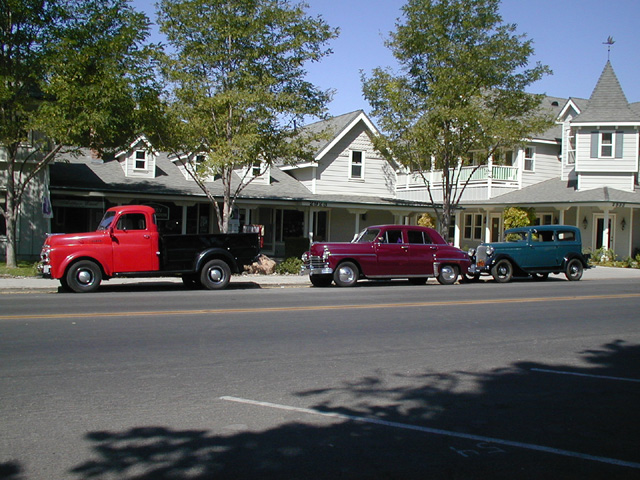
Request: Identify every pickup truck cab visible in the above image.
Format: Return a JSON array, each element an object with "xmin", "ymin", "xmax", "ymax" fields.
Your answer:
[
  {"xmin": 38, "ymin": 205, "xmax": 260, "ymax": 292},
  {"xmin": 301, "ymin": 225, "xmax": 471, "ymax": 287},
  {"xmin": 467, "ymin": 225, "xmax": 590, "ymax": 283}
]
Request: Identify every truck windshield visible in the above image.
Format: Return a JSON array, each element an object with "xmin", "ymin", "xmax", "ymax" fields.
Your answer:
[
  {"xmin": 97, "ymin": 211, "xmax": 116, "ymax": 231},
  {"xmin": 353, "ymin": 228, "xmax": 380, "ymax": 243}
]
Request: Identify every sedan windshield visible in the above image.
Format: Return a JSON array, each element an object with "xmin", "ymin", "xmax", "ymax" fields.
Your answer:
[{"xmin": 353, "ymin": 228, "xmax": 380, "ymax": 243}]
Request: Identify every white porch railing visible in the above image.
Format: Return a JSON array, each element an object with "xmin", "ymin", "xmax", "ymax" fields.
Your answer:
[{"xmin": 401, "ymin": 164, "xmax": 518, "ymax": 187}]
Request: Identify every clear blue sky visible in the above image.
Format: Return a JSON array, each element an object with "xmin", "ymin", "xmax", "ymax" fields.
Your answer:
[{"xmin": 132, "ymin": 0, "xmax": 640, "ymax": 117}]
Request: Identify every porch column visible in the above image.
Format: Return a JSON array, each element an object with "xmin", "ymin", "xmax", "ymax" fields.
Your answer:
[
  {"xmin": 347, "ymin": 209, "xmax": 367, "ymax": 237},
  {"xmin": 454, "ymin": 213, "xmax": 461, "ymax": 248},
  {"xmin": 181, "ymin": 205, "xmax": 188, "ymax": 234},
  {"xmin": 558, "ymin": 207, "xmax": 568, "ymax": 225},
  {"xmin": 603, "ymin": 208, "xmax": 611, "ymax": 250}
]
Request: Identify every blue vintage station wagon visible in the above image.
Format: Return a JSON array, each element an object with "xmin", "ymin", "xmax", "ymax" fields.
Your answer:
[{"xmin": 467, "ymin": 225, "xmax": 591, "ymax": 283}]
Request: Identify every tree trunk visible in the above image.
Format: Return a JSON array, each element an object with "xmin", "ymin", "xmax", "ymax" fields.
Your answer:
[{"xmin": 4, "ymin": 150, "xmax": 18, "ymax": 268}]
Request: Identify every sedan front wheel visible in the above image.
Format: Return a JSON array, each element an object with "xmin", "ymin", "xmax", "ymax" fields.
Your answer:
[
  {"xmin": 333, "ymin": 261, "xmax": 359, "ymax": 287},
  {"xmin": 491, "ymin": 259, "xmax": 513, "ymax": 283}
]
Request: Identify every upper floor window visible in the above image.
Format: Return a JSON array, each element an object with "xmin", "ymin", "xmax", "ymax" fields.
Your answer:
[
  {"xmin": 350, "ymin": 151, "xmax": 364, "ymax": 179},
  {"xmin": 134, "ymin": 150, "xmax": 147, "ymax": 170},
  {"xmin": 194, "ymin": 154, "xmax": 206, "ymax": 166},
  {"xmin": 567, "ymin": 134, "xmax": 576, "ymax": 165},
  {"xmin": 524, "ymin": 147, "xmax": 535, "ymax": 172},
  {"xmin": 600, "ymin": 132, "xmax": 613, "ymax": 157},
  {"xmin": 591, "ymin": 131, "xmax": 623, "ymax": 159}
]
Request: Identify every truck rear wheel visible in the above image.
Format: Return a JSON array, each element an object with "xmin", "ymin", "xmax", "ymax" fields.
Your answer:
[
  {"xmin": 200, "ymin": 259, "xmax": 231, "ymax": 290},
  {"xmin": 65, "ymin": 260, "xmax": 102, "ymax": 293}
]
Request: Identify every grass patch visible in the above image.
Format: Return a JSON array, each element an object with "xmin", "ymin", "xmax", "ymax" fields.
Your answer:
[{"xmin": 0, "ymin": 261, "xmax": 39, "ymax": 277}]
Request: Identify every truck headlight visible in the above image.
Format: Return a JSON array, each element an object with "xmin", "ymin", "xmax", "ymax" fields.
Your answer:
[
  {"xmin": 485, "ymin": 246, "xmax": 495, "ymax": 256},
  {"xmin": 468, "ymin": 248, "xmax": 476, "ymax": 257}
]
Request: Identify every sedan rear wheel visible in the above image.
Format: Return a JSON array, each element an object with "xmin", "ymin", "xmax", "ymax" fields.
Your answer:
[{"xmin": 565, "ymin": 258, "xmax": 584, "ymax": 281}]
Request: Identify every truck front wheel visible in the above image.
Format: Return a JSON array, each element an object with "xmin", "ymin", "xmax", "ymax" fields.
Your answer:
[
  {"xmin": 65, "ymin": 260, "xmax": 102, "ymax": 293},
  {"xmin": 200, "ymin": 259, "xmax": 231, "ymax": 290}
]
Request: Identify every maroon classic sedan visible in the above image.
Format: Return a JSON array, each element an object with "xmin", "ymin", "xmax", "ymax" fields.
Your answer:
[{"xmin": 301, "ymin": 225, "xmax": 471, "ymax": 287}]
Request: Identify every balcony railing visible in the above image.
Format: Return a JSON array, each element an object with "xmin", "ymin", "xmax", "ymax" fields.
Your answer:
[{"xmin": 433, "ymin": 165, "xmax": 518, "ymax": 184}]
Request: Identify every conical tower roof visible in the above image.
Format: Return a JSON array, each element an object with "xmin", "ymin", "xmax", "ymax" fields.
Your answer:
[{"xmin": 572, "ymin": 61, "xmax": 640, "ymax": 123}]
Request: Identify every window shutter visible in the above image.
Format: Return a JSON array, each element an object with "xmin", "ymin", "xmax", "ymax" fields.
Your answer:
[
  {"xmin": 615, "ymin": 131, "xmax": 624, "ymax": 158},
  {"xmin": 590, "ymin": 132, "xmax": 598, "ymax": 158}
]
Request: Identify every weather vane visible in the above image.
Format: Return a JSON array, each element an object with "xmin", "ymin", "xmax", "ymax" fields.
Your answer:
[{"xmin": 603, "ymin": 36, "xmax": 615, "ymax": 60}]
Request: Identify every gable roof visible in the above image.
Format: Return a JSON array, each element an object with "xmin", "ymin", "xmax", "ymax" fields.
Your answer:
[
  {"xmin": 303, "ymin": 110, "xmax": 379, "ymax": 160},
  {"xmin": 572, "ymin": 61, "xmax": 640, "ymax": 124}
]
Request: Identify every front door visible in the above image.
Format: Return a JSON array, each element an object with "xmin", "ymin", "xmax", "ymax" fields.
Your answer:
[
  {"xmin": 595, "ymin": 215, "xmax": 615, "ymax": 250},
  {"xmin": 490, "ymin": 215, "xmax": 501, "ymax": 242}
]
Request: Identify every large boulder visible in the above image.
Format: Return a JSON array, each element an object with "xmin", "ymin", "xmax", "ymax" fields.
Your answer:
[{"xmin": 245, "ymin": 254, "xmax": 276, "ymax": 275}]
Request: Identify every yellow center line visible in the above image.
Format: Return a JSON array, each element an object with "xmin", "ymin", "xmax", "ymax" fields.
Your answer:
[{"xmin": 1, "ymin": 293, "xmax": 639, "ymax": 321}]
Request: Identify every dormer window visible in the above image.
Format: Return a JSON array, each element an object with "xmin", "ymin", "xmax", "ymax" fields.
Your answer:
[
  {"xmin": 252, "ymin": 161, "xmax": 262, "ymax": 177},
  {"xmin": 195, "ymin": 154, "xmax": 206, "ymax": 165},
  {"xmin": 134, "ymin": 150, "xmax": 147, "ymax": 169}
]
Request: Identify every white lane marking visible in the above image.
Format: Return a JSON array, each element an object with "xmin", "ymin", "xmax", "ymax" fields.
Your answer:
[
  {"xmin": 220, "ymin": 395, "xmax": 640, "ymax": 470},
  {"xmin": 531, "ymin": 368, "xmax": 640, "ymax": 383}
]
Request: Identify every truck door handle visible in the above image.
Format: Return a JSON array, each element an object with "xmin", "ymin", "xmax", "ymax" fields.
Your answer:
[{"xmin": 143, "ymin": 234, "xmax": 151, "ymax": 239}]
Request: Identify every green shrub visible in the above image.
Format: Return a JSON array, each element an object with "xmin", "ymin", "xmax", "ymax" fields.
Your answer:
[{"xmin": 275, "ymin": 257, "xmax": 303, "ymax": 275}]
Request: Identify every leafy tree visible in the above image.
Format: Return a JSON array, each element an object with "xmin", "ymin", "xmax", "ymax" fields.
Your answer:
[
  {"xmin": 362, "ymin": 0, "xmax": 552, "ymax": 236},
  {"xmin": 156, "ymin": 0, "xmax": 338, "ymax": 232},
  {"xmin": 503, "ymin": 206, "xmax": 536, "ymax": 230},
  {"xmin": 0, "ymin": 0, "xmax": 161, "ymax": 266}
]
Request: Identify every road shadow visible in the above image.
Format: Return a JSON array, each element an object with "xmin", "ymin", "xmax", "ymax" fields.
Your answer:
[{"xmin": 64, "ymin": 340, "xmax": 640, "ymax": 479}]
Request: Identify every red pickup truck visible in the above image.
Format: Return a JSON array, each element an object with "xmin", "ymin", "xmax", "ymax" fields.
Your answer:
[
  {"xmin": 38, "ymin": 205, "xmax": 260, "ymax": 293},
  {"xmin": 301, "ymin": 224, "xmax": 471, "ymax": 287}
]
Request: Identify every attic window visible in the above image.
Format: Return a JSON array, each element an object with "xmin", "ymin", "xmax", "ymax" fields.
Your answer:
[
  {"xmin": 134, "ymin": 150, "xmax": 147, "ymax": 169},
  {"xmin": 551, "ymin": 101, "xmax": 559, "ymax": 106},
  {"xmin": 195, "ymin": 154, "xmax": 205, "ymax": 165},
  {"xmin": 350, "ymin": 151, "xmax": 364, "ymax": 179}
]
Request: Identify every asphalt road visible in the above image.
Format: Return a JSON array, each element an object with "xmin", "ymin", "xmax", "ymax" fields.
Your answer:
[{"xmin": 1, "ymin": 278, "xmax": 639, "ymax": 479}]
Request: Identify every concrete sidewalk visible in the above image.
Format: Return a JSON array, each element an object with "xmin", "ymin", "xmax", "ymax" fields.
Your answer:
[
  {"xmin": 0, "ymin": 273, "xmax": 310, "ymax": 293},
  {"xmin": 1, "ymin": 266, "xmax": 639, "ymax": 293}
]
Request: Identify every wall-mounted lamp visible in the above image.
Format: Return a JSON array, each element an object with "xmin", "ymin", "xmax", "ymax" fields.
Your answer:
[
  {"xmin": 582, "ymin": 216, "xmax": 588, "ymax": 229},
  {"xmin": 621, "ymin": 217, "xmax": 626, "ymax": 231}
]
